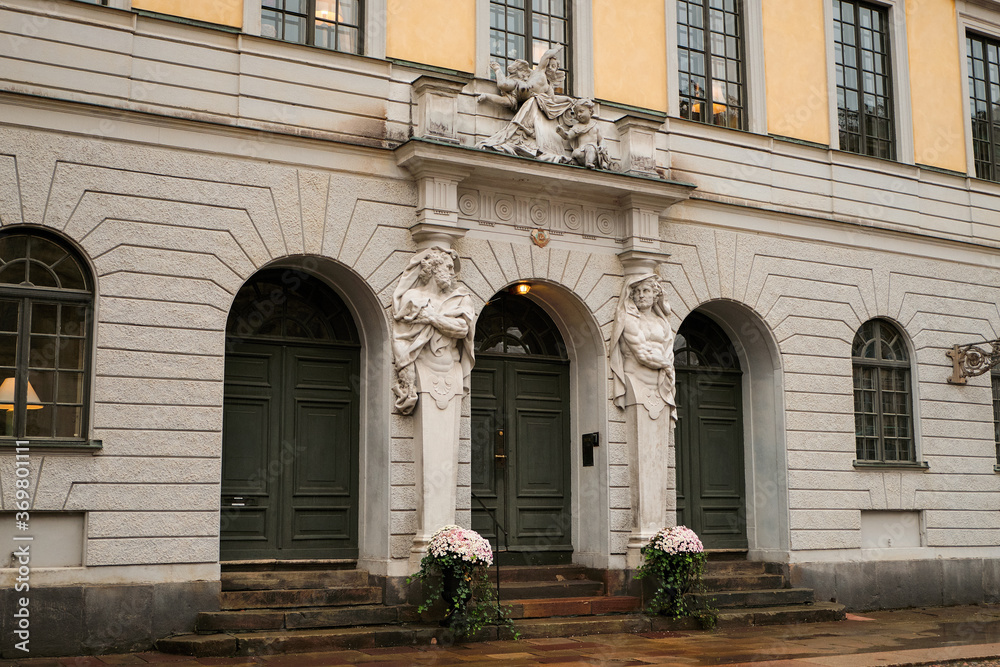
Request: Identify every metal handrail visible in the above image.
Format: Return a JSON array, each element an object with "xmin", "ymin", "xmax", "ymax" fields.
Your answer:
[{"xmin": 471, "ymin": 491, "xmax": 509, "ymax": 620}]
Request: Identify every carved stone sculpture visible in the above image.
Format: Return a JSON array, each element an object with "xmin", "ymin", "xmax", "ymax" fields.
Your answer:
[
  {"xmin": 610, "ymin": 273, "xmax": 677, "ymax": 421},
  {"xmin": 391, "ymin": 246, "xmax": 476, "ymax": 562},
  {"xmin": 477, "ymin": 48, "xmax": 613, "ymax": 170},
  {"xmin": 392, "ymin": 246, "xmax": 475, "ymax": 416},
  {"xmin": 609, "ymin": 273, "xmax": 678, "ymax": 567}
]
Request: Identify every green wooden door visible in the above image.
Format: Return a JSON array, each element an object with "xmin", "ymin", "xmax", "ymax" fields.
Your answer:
[
  {"xmin": 221, "ymin": 342, "xmax": 359, "ymax": 560},
  {"xmin": 471, "ymin": 292, "xmax": 571, "ymax": 565},
  {"xmin": 674, "ymin": 312, "xmax": 747, "ymax": 550},
  {"xmin": 472, "ymin": 357, "xmax": 571, "ymax": 563},
  {"xmin": 220, "ymin": 269, "xmax": 360, "ymax": 561}
]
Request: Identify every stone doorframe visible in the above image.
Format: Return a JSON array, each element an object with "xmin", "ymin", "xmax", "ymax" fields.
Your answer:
[
  {"xmin": 260, "ymin": 256, "xmax": 394, "ymax": 575},
  {"xmin": 694, "ymin": 299, "xmax": 790, "ymax": 560}
]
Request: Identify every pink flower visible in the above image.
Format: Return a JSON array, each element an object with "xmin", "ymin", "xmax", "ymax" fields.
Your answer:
[
  {"xmin": 428, "ymin": 525, "xmax": 494, "ymax": 566},
  {"xmin": 647, "ymin": 526, "xmax": 704, "ymax": 555}
]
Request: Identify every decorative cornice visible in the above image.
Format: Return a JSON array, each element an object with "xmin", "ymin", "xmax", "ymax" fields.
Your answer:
[{"xmin": 395, "ymin": 139, "xmax": 695, "ymax": 208}]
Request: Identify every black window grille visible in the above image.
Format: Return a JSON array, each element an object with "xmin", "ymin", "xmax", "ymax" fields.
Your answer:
[
  {"xmin": 489, "ymin": 0, "xmax": 571, "ymax": 94},
  {"xmin": 262, "ymin": 0, "xmax": 363, "ymax": 55},
  {"xmin": 678, "ymin": 0, "xmax": 747, "ymax": 130},
  {"xmin": 0, "ymin": 230, "xmax": 93, "ymax": 444},
  {"xmin": 852, "ymin": 319, "xmax": 914, "ymax": 463},
  {"xmin": 834, "ymin": 0, "xmax": 895, "ymax": 159},
  {"xmin": 968, "ymin": 32, "xmax": 1000, "ymax": 182}
]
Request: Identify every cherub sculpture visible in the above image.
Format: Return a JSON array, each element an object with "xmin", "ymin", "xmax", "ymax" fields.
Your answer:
[
  {"xmin": 557, "ymin": 99, "xmax": 611, "ymax": 170},
  {"xmin": 477, "ymin": 59, "xmax": 532, "ymax": 111}
]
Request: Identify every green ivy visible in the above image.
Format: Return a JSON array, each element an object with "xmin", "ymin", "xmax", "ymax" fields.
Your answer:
[
  {"xmin": 635, "ymin": 547, "xmax": 709, "ymax": 619},
  {"xmin": 408, "ymin": 552, "xmax": 518, "ymax": 639}
]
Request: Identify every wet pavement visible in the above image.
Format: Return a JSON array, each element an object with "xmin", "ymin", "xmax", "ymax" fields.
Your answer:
[{"xmin": 5, "ymin": 605, "xmax": 1000, "ymax": 666}]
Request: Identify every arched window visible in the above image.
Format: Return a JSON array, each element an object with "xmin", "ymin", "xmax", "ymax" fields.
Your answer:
[
  {"xmin": 992, "ymin": 369, "xmax": 1000, "ymax": 468},
  {"xmin": 852, "ymin": 319, "xmax": 913, "ymax": 462},
  {"xmin": 0, "ymin": 230, "xmax": 93, "ymax": 443}
]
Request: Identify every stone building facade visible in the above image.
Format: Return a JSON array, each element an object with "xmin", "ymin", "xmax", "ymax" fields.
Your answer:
[{"xmin": 1, "ymin": 0, "xmax": 1000, "ymax": 656}]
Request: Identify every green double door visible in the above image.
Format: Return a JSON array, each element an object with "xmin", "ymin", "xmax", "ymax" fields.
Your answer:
[
  {"xmin": 220, "ymin": 341, "xmax": 359, "ymax": 560},
  {"xmin": 674, "ymin": 313, "xmax": 747, "ymax": 550},
  {"xmin": 471, "ymin": 357, "xmax": 571, "ymax": 564}
]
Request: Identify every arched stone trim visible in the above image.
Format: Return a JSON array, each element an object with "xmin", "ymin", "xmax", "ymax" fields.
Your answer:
[
  {"xmin": 690, "ymin": 299, "xmax": 790, "ymax": 560},
  {"xmin": 231, "ymin": 255, "xmax": 393, "ymax": 574},
  {"xmin": 470, "ymin": 278, "xmax": 614, "ymax": 569}
]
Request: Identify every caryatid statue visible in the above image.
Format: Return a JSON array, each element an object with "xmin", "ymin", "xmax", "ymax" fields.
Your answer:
[
  {"xmin": 391, "ymin": 246, "xmax": 475, "ymax": 556},
  {"xmin": 609, "ymin": 273, "xmax": 678, "ymax": 566}
]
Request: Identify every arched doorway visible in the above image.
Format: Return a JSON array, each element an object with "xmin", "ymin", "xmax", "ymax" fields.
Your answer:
[
  {"xmin": 220, "ymin": 268, "xmax": 361, "ymax": 561},
  {"xmin": 674, "ymin": 311, "xmax": 747, "ymax": 550},
  {"xmin": 471, "ymin": 291, "xmax": 571, "ymax": 565}
]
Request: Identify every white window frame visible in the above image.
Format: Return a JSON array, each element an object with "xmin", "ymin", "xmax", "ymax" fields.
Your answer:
[
  {"xmin": 956, "ymin": 1, "xmax": 1000, "ymax": 177},
  {"xmin": 824, "ymin": 0, "xmax": 915, "ymax": 163},
  {"xmin": 476, "ymin": 0, "xmax": 593, "ymax": 98},
  {"xmin": 242, "ymin": 0, "xmax": 386, "ymax": 58},
  {"xmin": 666, "ymin": 0, "xmax": 767, "ymax": 134}
]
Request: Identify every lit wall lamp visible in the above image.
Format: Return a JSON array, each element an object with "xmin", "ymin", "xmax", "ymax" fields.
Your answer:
[
  {"xmin": 946, "ymin": 340, "xmax": 1000, "ymax": 384},
  {"xmin": 511, "ymin": 283, "xmax": 531, "ymax": 296}
]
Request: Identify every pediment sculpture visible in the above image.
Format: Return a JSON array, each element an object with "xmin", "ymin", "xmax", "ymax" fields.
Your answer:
[{"xmin": 477, "ymin": 48, "xmax": 615, "ymax": 170}]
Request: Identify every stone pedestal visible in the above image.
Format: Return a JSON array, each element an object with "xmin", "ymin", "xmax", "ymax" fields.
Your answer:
[
  {"xmin": 625, "ymin": 405, "xmax": 675, "ymax": 568},
  {"xmin": 614, "ymin": 113, "xmax": 666, "ymax": 177},
  {"xmin": 412, "ymin": 74, "xmax": 470, "ymax": 144},
  {"xmin": 409, "ymin": 383, "xmax": 463, "ymax": 567}
]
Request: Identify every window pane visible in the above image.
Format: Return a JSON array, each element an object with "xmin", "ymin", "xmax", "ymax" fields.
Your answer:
[
  {"xmin": 0, "ymin": 231, "xmax": 92, "ymax": 442},
  {"xmin": 31, "ymin": 303, "xmax": 57, "ymax": 334},
  {"xmin": 852, "ymin": 319, "xmax": 914, "ymax": 462},
  {"xmin": 835, "ymin": 1, "xmax": 895, "ymax": 158},
  {"xmin": 25, "ymin": 404, "xmax": 53, "ymax": 438},
  {"xmin": 677, "ymin": 0, "xmax": 745, "ymax": 130},
  {"xmin": 55, "ymin": 406, "xmax": 82, "ymax": 439}
]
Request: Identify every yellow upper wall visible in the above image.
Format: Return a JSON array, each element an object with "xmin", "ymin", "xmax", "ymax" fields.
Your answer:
[
  {"xmin": 386, "ymin": 0, "xmax": 476, "ymax": 73},
  {"xmin": 592, "ymin": 0, "xmax": 667, "ymax": 112},
  {"xmin": 906, "ymin": 0, "xmax": 966, "ymax": 172},
  {"xmin": 762, "ymin": 0, "xmax": 830, "ymax": 145},
  {"xmin": 131, "ymin": 0, "xmax": 242, "ymax": 28}
]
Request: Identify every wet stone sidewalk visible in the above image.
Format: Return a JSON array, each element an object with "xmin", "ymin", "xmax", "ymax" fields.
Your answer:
[{"xmin": 4, "ymin": 605, "xmax": 1000, "ymax": 666}]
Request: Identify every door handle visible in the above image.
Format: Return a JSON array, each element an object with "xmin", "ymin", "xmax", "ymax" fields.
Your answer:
[{"xmin": 495, "ymin": 429, "xmax": 506, "ymax": 466}]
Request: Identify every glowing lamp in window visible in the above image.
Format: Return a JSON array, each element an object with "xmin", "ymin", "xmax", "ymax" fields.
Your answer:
[
  {"xmin": 0, "ymin": 377, "xmax": 43, "ymax": 411},
  {"xmin": 691, "ymin": 81, "xmax": 729, "ymax": 116}
]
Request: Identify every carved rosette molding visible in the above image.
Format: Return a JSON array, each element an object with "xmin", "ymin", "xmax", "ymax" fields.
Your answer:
[
  {"xmin": 395, "ymin": 139, "xmax": 696, "ymax": 253},
  {"xmin": 457, "ymin": 187, "xmax": 625, "ymax": 241}
]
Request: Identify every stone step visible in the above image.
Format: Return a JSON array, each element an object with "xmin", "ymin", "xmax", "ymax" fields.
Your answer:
[
  {"xmin": 704, "ymin": 559, "xmax": 784, "ymax": 577},
  {"xmin": 196, "ymin": 604, "xmax": 420, "ymax": 633},
  {"xmin": 221, "ymin": 559, "xmax": 357, "ymax": 572},
  {"xmin": 701, "ymin": 573, "xmax": 787, "ymax": 592},
  {"xmin": 704, "ymin": 549, "xmax": 749, "ymax": 561},
  {"xmin": 498, "ymin": 579, "xmax": 605, "ymax": 600},
  {"xmin": 158, "ymin": 616, "xmax": 666, "ymax": 658},
  {"xmin": 157, "ymin": 600, "xmax": 846, "ymax": 658},
  {"xmin": 222, "ymin": 569, "xmax": 369, "ymax": 591},
  {"xmin": 506, "ymin": 596, "xmax": 641, "ymax": 619},
  {"xmin": 716, "ymin": 601, "xmax": 846, "ymax": 628},
  {"xmin": 488, "ymin": 564, "xmax": 591, "ymax": 583},
  {"xmin": 689, "ymin": 587, "xmax": 815, "ymax": 609},
  {"xmin": 219, "ymin": 586, "xmax": 382, "ymax": 610}
]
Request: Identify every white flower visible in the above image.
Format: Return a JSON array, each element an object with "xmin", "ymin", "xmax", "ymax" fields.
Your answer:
[
  {"xmin": 427, "ymin": 525, "xmax": 494, "ymax": 566},
  {"xmin": 646, "ymin": 526, "xmax": 704, "ymax": 555}
]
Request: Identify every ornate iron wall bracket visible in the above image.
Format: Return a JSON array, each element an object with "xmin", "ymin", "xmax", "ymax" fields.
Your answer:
[{"xmin": 947, "ymin": 340, "xmax": 1000, "ymax": 384}]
